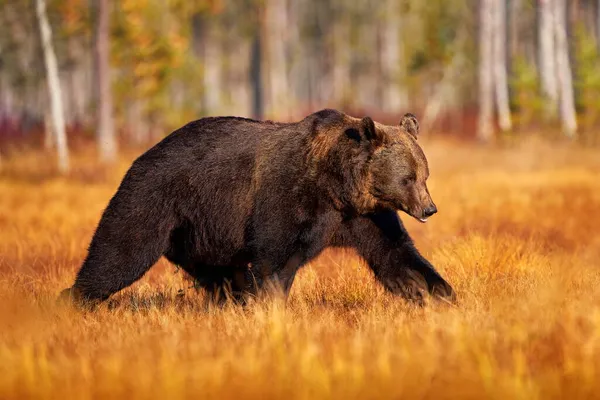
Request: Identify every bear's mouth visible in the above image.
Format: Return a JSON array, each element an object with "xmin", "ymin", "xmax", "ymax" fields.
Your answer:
[
  {"xmin": 375, "ymin": 195, "xmax": 429, "ymax": 223},
  {"xmin": 398, "ymin": 204, "xmax": 428, "ymax": 223}
]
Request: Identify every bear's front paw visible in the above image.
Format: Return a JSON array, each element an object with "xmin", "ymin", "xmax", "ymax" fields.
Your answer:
[
  {"xmin": 385, "ymin": 270, "xmax": 457, "ymax": 306},
  {"xmin": 430, "ymin": 280, "xmax": 457, "ymax": 304},
  {"xmin": 385, "ymin": 271, "xmax": 428, "ymax": 306}
]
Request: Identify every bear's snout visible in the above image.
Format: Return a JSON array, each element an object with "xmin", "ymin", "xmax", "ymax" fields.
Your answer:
[
  {"xmin": 416, "ymin": 203, "xmax": 437, "ymax": 222},
  {"xmin": 422, "ymin": 204, "xmax": 437, "ymax": 218}
]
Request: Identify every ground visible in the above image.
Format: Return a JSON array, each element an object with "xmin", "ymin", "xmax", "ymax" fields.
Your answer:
[{"xmin": 0, "ymin": 137, "xmax": 599, "ymax": 399}]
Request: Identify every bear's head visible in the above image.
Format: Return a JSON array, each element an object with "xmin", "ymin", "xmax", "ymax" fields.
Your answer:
[
  {"xmin": 363, "ymin": 114, "xmax": 437, "ymax": 222},
  {"xmin": 309, "ymin": 110, "xmax": 437, "ymax": 222}
]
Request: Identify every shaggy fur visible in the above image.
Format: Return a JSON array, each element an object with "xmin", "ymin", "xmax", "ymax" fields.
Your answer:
[{"xmin": 61, "ymin": 109, "xmax": 455, "ymax": 305}]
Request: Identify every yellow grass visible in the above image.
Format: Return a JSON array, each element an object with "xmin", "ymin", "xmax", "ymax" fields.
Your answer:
[{"xmin": 1, "ymin": 138, "xmax": 600, "ymax": 399}]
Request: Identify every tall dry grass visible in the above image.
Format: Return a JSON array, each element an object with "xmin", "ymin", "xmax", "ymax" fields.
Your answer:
[{"xmin": 1, "ymin": 138, "xmax": 599, "ymax": 399}]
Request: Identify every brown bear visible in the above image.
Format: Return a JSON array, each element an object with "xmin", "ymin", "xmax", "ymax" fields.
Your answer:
[{"xmin": 60, "ymin": 109, "xmax": 455, "ymax": 306}]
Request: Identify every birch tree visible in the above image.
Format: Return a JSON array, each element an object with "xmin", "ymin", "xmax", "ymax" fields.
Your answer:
[
  {"xmin": 381, "ymin": 0, "xmax": 407, "ymax": 113},
  {"xmin": 96, "ymin": 0, "xmax": 116, "ymax": 162},
  {"xmin": 478, "ymin": 0, "xmax": 494, "ymax": 141},
  {"xmin": 493, "ymin": 0, "xmax": 512, "ymax": 131},
  {"xmin": 553, "ymin": 0, "xmax": 578, "ymax": 136},
  {"xmin": 250, "ymin": 4, "xmax": 264, "ymax": 120},
  {"xmin": 539, "ymin": 0, "xmax": 559, "ymax": 114},
  {"xmin": 265, "ymin": 0, "xmax": 289, "ymax": 117},
  {"xmin": 35, "ymin": 0, "xmax": 69, "ymax": 172}
]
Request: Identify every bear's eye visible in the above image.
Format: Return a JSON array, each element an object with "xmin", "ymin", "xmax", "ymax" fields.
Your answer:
[
  {"xmin": 402, "ymin": 176, "xmax": 416, "ymax": 185},
  {"xmin": 344, "ymin": 128, "xmax": 361, "ymax": 142}
]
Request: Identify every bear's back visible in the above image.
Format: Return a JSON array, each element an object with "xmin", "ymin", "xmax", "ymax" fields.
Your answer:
[{"xmin": 117, "ymin": 116, "xmax": 309, "ymax": 265}]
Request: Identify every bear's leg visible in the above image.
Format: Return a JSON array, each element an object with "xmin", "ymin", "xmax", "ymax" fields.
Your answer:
[
  {"xmin": 185, "ymin": 264, "xmax": 253, "ymax": 306},
  {"xmin": 271, "ymin": 253, "xmax": 302, "ymax": 297},
  {"xmin": 64, "ymin": 197, "xmax": 175, "ymax": 303},
  {"xmin": 336, "ymin": 210, "xmax": 456, "ymax": 304},
  {"xmin": 251, "ymin": 216, "xmax": 344, "ymax": 300},
  {"xmin": 251, "ymin": 252, "xmax": 304, "ymax": 300}
]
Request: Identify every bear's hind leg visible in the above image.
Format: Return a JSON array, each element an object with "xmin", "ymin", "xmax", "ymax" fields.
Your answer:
[
  {"xmin": 64, "ymin": 199, "xmax": 175, "ymax": 304},
  {"xmin": 182, "ymin": 264, "xmax": 253, "ymax": 306}
]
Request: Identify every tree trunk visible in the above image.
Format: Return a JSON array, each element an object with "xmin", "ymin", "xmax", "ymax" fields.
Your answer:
[
  {"xmin": 285, "ymin": 1, "xmax": 302, "ymax": 119},
  {"xmin": 357, "ymin": 21, "xmax": 378, "ymax": 110},
  {"xmin": 191, "ymin": 13, "xmax": 204, "ymax": 58},
  {"xmin": 421, "ymin": 52, "xmax": 464, "ymax": 132},
  {"xmin": 332, "ymin": 14, "xmax": 351, "ymax": 106},
  {"xmin": 265, "ymin": 0, "xmax": 289, "ymax": 118},
  {"xmin": 35, "ymin": 0, "xmax": 69, "ymax": 172},
  {"xmin": 478, "ymin": 0, "xmax": 495, "ymax": 141},
  {"xmin": 509, "ymin": 0, "xmax": 521, "ymax": 58},
  {"xmin": 203, "ymin": 23, "xmax": 222, "ymax": 115},
  {"xmin": 553, "ymin": 0, "xmax": 578, "ymax": 136},
  {"xmin": 96, "ymin": 0, "xmax": 117, "ymax": 162},
  {"xmin": 250, "ymin": 26, "xmax": 264, "ymax": 120},
  {"xmin": 127, "ymin": 100, "xmax": 148, "ymax": 146},
  {"xmin": 493, "ymin": 0, "xmax": 512, "ymax": 131},
  {"xmin": 598, "ymin": 0, "xmax": 600, "ymax": 53},
  {"xmin": 539, "ymin": 0, "xmax": 559, "ymax": 114},
  {"xmin": 381, "ymin": 0, "xmax": 407, "ymax": 113},
  {"xmin": 67, "ymin": 38, "xmax": 86, "ymax": 127}
]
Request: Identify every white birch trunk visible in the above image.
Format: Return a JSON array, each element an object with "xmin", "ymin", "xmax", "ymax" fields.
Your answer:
[
  {"xmin": 493, "ymin": 0, "xmax": 512, "ymax": 131},
  {"xmin": 553, "ymin": 0, "xmax": 577, "ymax": 136},
  {"xmin": 478, "ymin": 0, "xmax": 495, "ymax": 141},
  {"xmin": 35, "ymin": 0, "xmax": 69, "ymax": 172},
  {"xmin": 96, "ymin": 0, "xmax": 117, "ymax": 162},
  {"xmin": 265, "ymin": 0, "xmax": 289, "ymax": 118},
  {"xmin": 539, "ymin": 0, "xmax": 559, "ymax": 113},
  {"xmin": 381, "ymin": 0, "xmax": 407, "ymax": 113}
]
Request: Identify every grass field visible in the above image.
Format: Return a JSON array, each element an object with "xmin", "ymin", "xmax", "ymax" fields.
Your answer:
[{"xmin": 1, "ymin": 137, "xmax": 600, "ymax": 399}]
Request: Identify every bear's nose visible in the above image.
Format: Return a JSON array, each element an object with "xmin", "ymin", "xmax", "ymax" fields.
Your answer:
[{"xmin": 423, "ymin": 205, "xmax": 437, "ymax": 218}]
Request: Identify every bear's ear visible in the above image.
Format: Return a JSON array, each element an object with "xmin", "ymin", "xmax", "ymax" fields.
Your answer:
[
  {"xmin": 400, "ymin": 113, "xmax": 419, "ymax": 139},
  {"xmin": 361, "ymin": 116, "xmax": 384, "ymax": 146}
]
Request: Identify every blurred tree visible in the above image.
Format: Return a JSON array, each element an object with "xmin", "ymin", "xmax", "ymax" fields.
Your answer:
[
  {"xmin": 1, "ymin": 2, "xmax": 45, "ymax": 132},
  {"xmin": 95, "ymin": 0, "xmax": 116, "ymax": 162},
  {"xmin": 494, "ymin": 0, "xmax": 512, "ymax": 131},
  {"xmin": 250, "ymin": 22, "xmax": 264, "ymax": 120},
  {"xmin": 112, "ymin": 0, "xmax": 189, "ymax": 139},
  {"xmin": 539, "ymin": 0, "xmax": 558, "ymax": 115},
  {"xmin": 405, "ymin": 0, "xmax": 475, "ymax": 131},
  {"xmin": 478, "ymin": 0, "xmax": 495, "ymax": 141},
  {"xmin": 381, "ymin": 0, "xmax": 407, "ymax": 113},
  {"xmin": 202, "ymin": 18, "xmax": 223, "ymax": 115},
  {"xmin": 331, "ymin": 10, "xmax": 351, "ymax": 107},
  {"xmin": 554, "ymin": 0, "xmax": 578, "ymax": 136},
  {"xmin": 56, "ymin": 0, "xmax": 91, "ymax": 127},
  {"xmin": 574, "ymin": 24, "xmax": 600, "ymax": 130},
  {"xmin": 265, "ymin": 0, "xmax": 289, "ymax": 117},
  {"xmin": 36, "ymin": 0, "xmax": 69, "ymax": 172}
]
